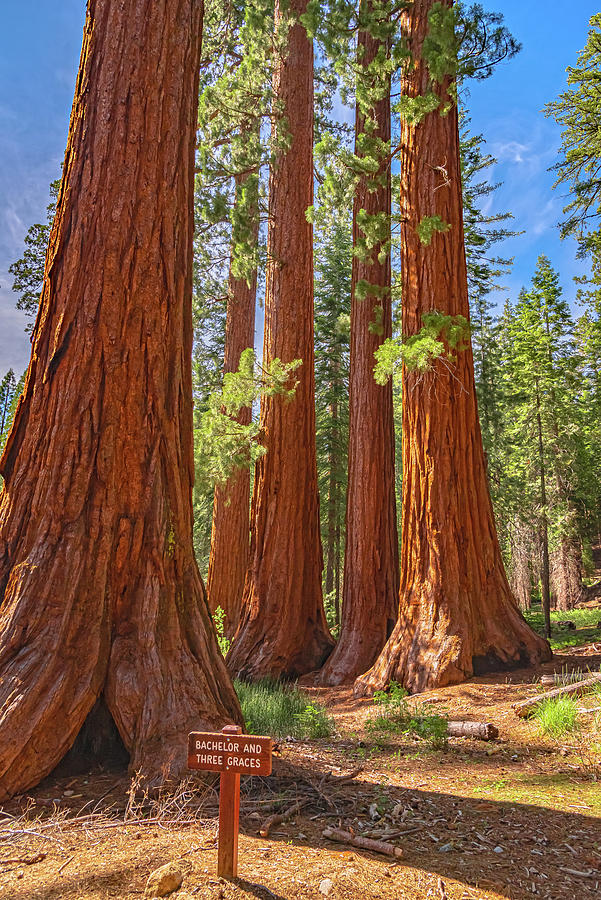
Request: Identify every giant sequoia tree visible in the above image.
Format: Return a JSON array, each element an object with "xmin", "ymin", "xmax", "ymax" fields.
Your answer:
[
  {"xmin": 317, "ymin": 2, "xmax": 399, "ymax": 685},
  {"xmin": 355, "ymin": 0, "xmax": 551, "ymax": 696},
  {"xmin": 227, "ymin": 0, "xmax": 334, "ymax": 680},
  {"xmin": 206, "ymin": 172, "xmax": 259, "ymax": 637},
  {"xmin": 0, "ymin": 0, "xmax": 241, "ymax": 800}
]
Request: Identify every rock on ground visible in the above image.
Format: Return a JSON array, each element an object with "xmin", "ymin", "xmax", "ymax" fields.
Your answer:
[{"xmin": 144, "ymin": 862, "xmax": 184, "ymax": 898}]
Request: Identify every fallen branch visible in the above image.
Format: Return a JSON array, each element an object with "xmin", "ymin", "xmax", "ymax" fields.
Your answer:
[
  {"xmin": 513, "ymin": 673, "xmax": 601, "ymax": 718},
  {"xmin": 58, "ymin": 855, "xmax": 74, "ymax": 874},
  {"xmin": 259, "ymin": 800, "xmax": 307, "ymax": 837},
  {"xmin": 447, "ymin": 721, "xmax": 498, "ymax": 740},
  {"xmin": 0, "ymin": 852, "xmax": 46, "ymax": 866},
  {"xmin": 322, "ymin": 826, "xmax": 403, "ymax": 858},
  {"xmin": 322, "ymin": 767, "xmax": 363, "ymax": 785}
]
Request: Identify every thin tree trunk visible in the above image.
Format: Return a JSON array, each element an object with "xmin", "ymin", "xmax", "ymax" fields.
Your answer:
[
  {"xmin": 535, "ymin": 380, "xmax": 552, "ymax": 636},
  {"xmin": 317, "ymin": 10, "xmax": 398, "ymax": 685},
  {"xmin": 226, "ymin": 0, "xmax": 334, "ymax": 680},
  {"xmin": 324, "ymin": 395, "xmax": 339, "ymax": 598},
  {"xmin": 509, "ymin": 522, "xmax": 532, "ymax": 611},
  {"xmin": 542, "ymin": 308, "xmax": 583, "ymax": 614},
  {"xmin": 551, "ymin": 539, "xmax": 583, "ymax": 611},
  {"xmin": 335, "ymin": 512, "xmax": 341, "ymax": 625},
  {"xmin": 206, "ymin": 172, "xmax": 258, "ymax": 638},
  {"xmin": 355, "ymin": 0, "xmax": 551, "ymax": 696},
  {"xmin": 0, "ymin": 0, "xmax": 241, "ymax": 801}
]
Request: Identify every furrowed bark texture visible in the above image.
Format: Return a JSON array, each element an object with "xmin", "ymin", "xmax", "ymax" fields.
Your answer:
[
  {"xmin": 354, "ymin": 0, "xmax": 551, "ymax": 696},
  {"xmin": 206, "ymin": 174, "xmax": 258, "ymax": 637},
  {"xmin": 0, "ymin": 0, "xmax": 241, "ymax": 801},
  {"xmin": 316, "ymin": 18, "xmax": 398, "ymax": 685},
  {"xmin": 227, "ymin": 0, "xmax": 334, "ymax": 680}
]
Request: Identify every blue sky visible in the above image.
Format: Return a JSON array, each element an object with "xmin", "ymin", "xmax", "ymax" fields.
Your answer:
[{"xmin": 0, "ymin": 1, "xmax": 598, "ymax": 374}]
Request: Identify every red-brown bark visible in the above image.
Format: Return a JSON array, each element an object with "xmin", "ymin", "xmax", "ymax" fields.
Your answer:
[
  {"xmin": 227, "ymin": 0, "xmax": 334, "ymax": 680},
  {"xmin": 0, "ymin": 0, "xmax": 241, "ymax": 801},
  {"xmin": 354, "ymin": 0, "xmax": 551, "ymax": 696},
  {"xmin": 316, "ymin": 16, "xmax": 398, "ymax": 685},
  {"xmin": 206, "ymin": 174, "xmax": 258, "ymax": 637}
]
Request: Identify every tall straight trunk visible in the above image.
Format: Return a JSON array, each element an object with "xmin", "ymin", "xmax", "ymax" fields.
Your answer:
[
  {"xmin": 206, "ymin": 173, "xmax": 258, "ymax": 638},
  {"xmin": 551, "ymin": 539, "xmax": 583, "ymax": 611},
  {"xmin": 509, "ymin": 521, "xmax": 532, "ymax": 611},
  {"xmin": 226, "ymin": 0, "xmax": 333, "ymax": 680},
  {"xmin": 324, "ymin": 395, "xmax": 339, "ymax": 598},
  {"xmin": 0, "ymin": 0, "xmax": 241, "ymax": 801},
  {"xmin": 542, "ymin": 309, "xmax": 582, "ymax": 613},
  {"xmin": 355, "ymin": 0, "xmax": 550, "ymax": 696},
  {"xmin": 335, "ymin": 512, "xmax": 342, "ymax": 624},
  {"xmin": 317, "ymin": 11, "xmax": 398, "ymax": 685},
  {"xmin": 535, "ymin": 380, "xmax": 552, "ymax": 635}
]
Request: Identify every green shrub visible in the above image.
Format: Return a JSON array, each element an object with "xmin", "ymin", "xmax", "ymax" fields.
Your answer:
[
  {"xmin": 534, "ymin": 696, "xmax": 580, "ymax": 736},
  {"xmin": 234, "ymin": 679, "xmax": 334, "ymax": 740},
  {"xmin": 366, "ymin": 681, "xmax": 448, "ymax": 749},
  {"xmin": 212, "ymin": 606, "xmax": 230, "ymax": 656},
  {"xmin": 294, "ymin": 702, "xmax": 333, "ymax": 739}
]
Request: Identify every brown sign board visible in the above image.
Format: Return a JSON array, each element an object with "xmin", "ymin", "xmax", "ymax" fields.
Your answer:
[{"xmin": 188, "ymin": 731, "xmax": 273, "ymax": 776}]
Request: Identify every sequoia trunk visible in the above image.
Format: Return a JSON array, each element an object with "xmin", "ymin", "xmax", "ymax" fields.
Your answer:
[
  {"xmin": 355, "ymin": 0, "xmax": 550, "ymax": 696},
  {"xmin": 226, "ymin": 0, "xmax": 334, "ymax": 680},
  {"xmin": 317, "ymin": 14, "xmax": 398, "ymax": 685},
  {"xmin": 206, "ymin": 173, "xmax": 258, "ymax": 637},
  {"xmin": 0, "ymin": 0, "xmax": 241, "ymax": 800}
]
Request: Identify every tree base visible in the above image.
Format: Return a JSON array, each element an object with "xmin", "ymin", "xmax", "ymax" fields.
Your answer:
[
  {"xmin": 353, "ymin": 599, "xmax": 552, "ymax": 697},
  {"xmin": 227, "ymin": 616, "xmax": 334, "ymax": 682},
  {"xmin": 312, "ymin": 617, "xmax": 396, "ymax": 686}
]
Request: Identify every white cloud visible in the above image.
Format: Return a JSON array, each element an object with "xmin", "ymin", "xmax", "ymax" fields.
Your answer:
[{"xmin": 493, "ymin": 140, "xmax": 531, "ymax": 164}]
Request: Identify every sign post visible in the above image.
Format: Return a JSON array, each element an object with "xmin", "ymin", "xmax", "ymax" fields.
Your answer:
[{"xmin": 188, "ymin": 724, "xmax": 273, "ymax": 879}]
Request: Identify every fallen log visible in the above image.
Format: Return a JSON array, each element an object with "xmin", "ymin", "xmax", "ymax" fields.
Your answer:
[
  {"xmin": 322, "ymin": 826, "xmax": 403, "ymax": 858},
  {"xmin": 447, "ymin": 721, "xmax": 498, "ymax": 741},
  {"xmin": 513, "ymin": 673, "xmax": 601, "ymax": 718}
]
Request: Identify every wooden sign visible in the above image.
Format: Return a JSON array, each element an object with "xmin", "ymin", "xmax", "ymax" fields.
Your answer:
[
  {"xmin": 188, "ymin": 730, "xmax": 272, "ymax": 775},
  {"xmin": 188, "ymin": 725, "xmax": 273, "ymax": 879}
]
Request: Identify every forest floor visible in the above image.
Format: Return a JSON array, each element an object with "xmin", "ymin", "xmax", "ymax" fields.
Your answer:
[{"xmin": 1, "ymin": 637, "xmax": 601, "ymax": 900}]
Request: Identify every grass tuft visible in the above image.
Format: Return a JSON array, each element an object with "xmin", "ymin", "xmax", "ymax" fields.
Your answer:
[
  {"xmin": 534, "ymin": 696, "xmax": 580, "ymax": 737},
  {"xmin": 234, "ymin": 679, "xmax": 334, "ymax": 740}
]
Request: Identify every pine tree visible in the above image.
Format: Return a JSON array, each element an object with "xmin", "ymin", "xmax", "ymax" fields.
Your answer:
[
  {"xmin": 546, "ymin": 13, "xmax": 601, "ymax": 255},
  {"xmin": 0, "ymin": 371, "xmax": 17, "ymax": 447},
  {"xmin": 9, "ymin": 182, "xmax": 60, "ymax": 331},
  {"xmin": 499, "ymin": 258, "xmax": 587, "ymax": 620},
  {"xmin": 313, "ymin": 218, "xmax": 352, "ymax": 630}
]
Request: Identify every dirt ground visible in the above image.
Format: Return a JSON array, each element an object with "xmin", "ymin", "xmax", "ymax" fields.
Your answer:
[{"xmin": 1, "ymin": 643, "xmax": 600, "ymax": 900}]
